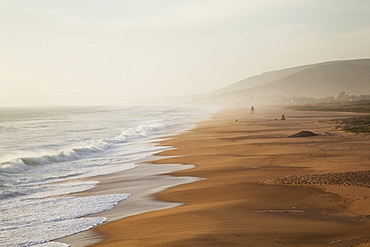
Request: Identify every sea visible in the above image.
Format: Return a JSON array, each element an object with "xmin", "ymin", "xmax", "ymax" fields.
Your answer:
[{"xmin": 0, "ymin": 104, "xmax": 217, "ymax": 247}]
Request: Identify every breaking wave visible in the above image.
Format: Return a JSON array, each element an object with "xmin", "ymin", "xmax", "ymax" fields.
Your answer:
[{"xmin": 0, "ymin": 122, "xmax": 167, "ymax": 174}]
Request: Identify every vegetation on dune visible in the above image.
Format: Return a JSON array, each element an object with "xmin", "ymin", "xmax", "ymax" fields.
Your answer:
[
  {"xmin": 327, "ymin": 116, "xmax": 370, "ymax": 134},
  {"xmin": 287, "ymin": 99, "xmax": 370, "ymax": 114},
  {"xmin": 289, "ymin": 103, "xmax": 370, "ymax": 113},
  {"xmin": 285, "ymin": 93, "xmax": 370, "ymax": 133}
]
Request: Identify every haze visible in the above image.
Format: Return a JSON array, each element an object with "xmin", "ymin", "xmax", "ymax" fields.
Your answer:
[{"xmin": 1, "ymin": 0, "xmax": 370, "ymax": 106}]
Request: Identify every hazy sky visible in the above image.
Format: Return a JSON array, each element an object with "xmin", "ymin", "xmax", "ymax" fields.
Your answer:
[{"xmin": 1, "ymin": 0, "xmax": 370, "ymax": 106}]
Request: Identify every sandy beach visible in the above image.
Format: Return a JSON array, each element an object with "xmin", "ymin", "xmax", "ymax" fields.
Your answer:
[{"xmin": 62, "ymin": 106, "xmax": 370, "ymax": 247}]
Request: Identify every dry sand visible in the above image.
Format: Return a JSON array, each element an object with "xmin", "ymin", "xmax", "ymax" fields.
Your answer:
[{"xmin": 68, "ymin": 106, "xmax": 370, "ymax": 246}]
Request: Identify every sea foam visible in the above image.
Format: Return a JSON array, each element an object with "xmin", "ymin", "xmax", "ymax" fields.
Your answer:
[{"xmin": 0, "ymin": 193, "xmax": 130, "ymax": 247}]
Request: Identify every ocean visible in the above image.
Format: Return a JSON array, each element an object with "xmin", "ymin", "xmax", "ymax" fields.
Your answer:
[{"xmin": 0, "ymin": 104, "xmax": 217, "ymax": 246}]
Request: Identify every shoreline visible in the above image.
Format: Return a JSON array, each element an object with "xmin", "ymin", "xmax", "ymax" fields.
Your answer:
[
  {"xmin": 56, "ymin": 157, "xmax": 203, "ymax": 246},
  {"xmin": 56, "ymin": 117, "xmax": 215, "ymax": 246},
  {"xmin": 64, "ymin": 107, "xmax": 370, "ymax": 246}
]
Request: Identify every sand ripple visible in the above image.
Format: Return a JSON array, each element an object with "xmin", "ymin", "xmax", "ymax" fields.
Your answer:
[{"xmin": 265, "ymin": 170, "xmax": 370, "ymax": 187}]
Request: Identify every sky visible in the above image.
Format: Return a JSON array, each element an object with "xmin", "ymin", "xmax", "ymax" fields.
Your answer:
[{"xmin": 1, "ymin": 0, "xmax": 370, "ymax": 106}]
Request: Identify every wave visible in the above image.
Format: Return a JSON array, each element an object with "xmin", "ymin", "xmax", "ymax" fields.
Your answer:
[
  {"xmin": 0, "ymin": 122, "xmax": 167, "ymax": 174},
  {"xmin": 1, "ymin": 193, "xmax": 130, "ymax": 246}
]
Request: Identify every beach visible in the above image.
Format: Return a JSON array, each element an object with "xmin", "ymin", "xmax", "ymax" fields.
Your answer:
[{"xmin": 64, "ymin": 106, "xmax": 370, "ymax": 247}]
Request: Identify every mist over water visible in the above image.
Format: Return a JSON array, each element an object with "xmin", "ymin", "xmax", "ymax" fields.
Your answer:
[{"xmin": 0, "ymin": 104, "xmax": 217, "ymax": 246}]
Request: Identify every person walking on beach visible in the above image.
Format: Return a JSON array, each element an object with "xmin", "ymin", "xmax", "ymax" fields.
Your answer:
[{"xmin": 251, "ymin": 106, "xmax": 255, "ymax": 115}]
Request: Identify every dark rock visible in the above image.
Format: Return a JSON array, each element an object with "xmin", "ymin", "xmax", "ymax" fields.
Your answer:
[{"xmin": 288, "ymin": 131, "xmax": 318, "ymax": 138}]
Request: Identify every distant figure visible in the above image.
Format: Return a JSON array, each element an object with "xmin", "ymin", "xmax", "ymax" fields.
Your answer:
[
  {"xmin": 281, "ymin": 114, "xmax": 285, "ymax": 120},
  {"xmin": 251, "ymin": 106, "xmax": 255, "ymax": 115}
]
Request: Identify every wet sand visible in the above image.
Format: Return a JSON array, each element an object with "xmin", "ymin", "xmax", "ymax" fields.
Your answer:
[{"xmin": 68, "ymin": 106, "xmax": 370, "ymax": 246}]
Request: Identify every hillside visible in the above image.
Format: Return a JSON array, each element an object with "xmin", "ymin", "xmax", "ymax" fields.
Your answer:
[
  {"xmin": 209, "ymin": 59, "xmax": 370, "ymax": 101},
  {"xmin": 213, "ymin": 62, "xmax": 327, "ymax": 95}
]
